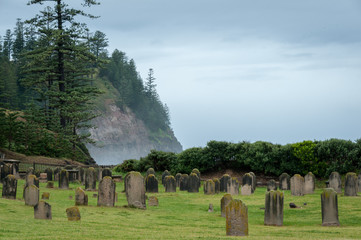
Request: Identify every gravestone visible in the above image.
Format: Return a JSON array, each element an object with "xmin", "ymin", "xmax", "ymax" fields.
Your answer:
[
  {"xmin": 225, "ymin": 199, "xmax": 248, "ymax": 236},
  {"xmin": 26, "ymin": 167, "xmax": 35, "ymax": 176},
  {"xmin": 264, "ymin": 190, "xmax": 284, "ymax": 226},
  {"xmin": 290, "ymin": 174, "xmax": 304, "ymax": 196},
  {"xmin": 164, "ymin": 175, "xmax": 177, "ymax": 192},
  {"xmin": 45, "ymin": 168, "xmax": 53, "ymax": 181},
  {"xmin": 46, "ymin": 181, "xmax": 54, "ymax": 188},
  {"xmin": 213, "ymin": 178, "xmax": 220, "ymax": 194},
  {"xmin": 78, "ymin": 167, "xmax": 85, "ymax": 184},
  {"xmin": 98, "ymin": 176, "xmax": 116, "ymax": 207},
  {"xmin": 66, "ymin": 206, "xmax": 81, "ymax": 221},
  {"xmin": 221, "ymin": 194, "xmax": 233, "ymax": 217},
  {"xmin": 220, "ymin": 174, "xmax": 231, "ymax": 192},
  {"xmin": 96, "ymin": 168, "xmax": 102, "ymax": 181},
  {"xmin": 145, "ymin": 174, "xmax": 158, "ymax": 193},
  {"xmin": 204, "ymin": 179, "xmax": 215, "ymax": 195},
  {"xmin": 175, "ymin": 173, "xmax": 182, "ymax": 188},
  {"xmin": 321, "ymin": 188, "xmax": 340, "ymax": 226},
  {"xmin": 188, "ymin": 173, "xmax": 199, "ymax": 193},
  {"xmin": 161, "ymin": 170, "xmax": 170, "ymax": 186},
  {"xmin": 75, "ymin": 187, "xmax": 88, "ymax": 206},
  {"xmin": 267, "ymin": 179, "xmax": 277, "ymax": 191},
  {"xmin": 148, "ymin": 196, "xmax": 159, "ymax": 206},
  {"xmin": 85, "ymin": 167, "xmax": 96, "ymax": 191},
  {"xmin": 344, "ymin": 172, "xmax": 357, "ymax": 196},
  {"xmin": 24, "ymin": 184, "xmax": 39, "ymax": 206},
  {"xmin": 279, "ymin": 173, "xmax": 291, "ymax": 190},
  {"xmin": 329, "ymin": 172, "xmax": 342, "ymax": 193},
  {"xmin": 25, "ymin": 174, "xmax": 39, "ymax": 188},
  {"xmin": 179, "ymin": 174, "xmax": 189, "ymax": 191},
  {"xmin": 34, "ymin": 201, "xmax": 52, "ymax": 220},
  {"xmin": 249, "ymin": 172, "xmax": 257, "ymax": 192},
  {"xmin": 227, "ymin": 177, "xmax": 239, "ymax": 195},
  {"xmin": 59, "ymin": 169, "xmax": 69, "ymax": 189},
  {"xmin": 358, "ymin": 173, "xmax": 361, "ymax": 193},
  {"xmin": 2, "ymin": 174, "xmax": 17, "ymax": 199},
  {"xmin": 102, "ymin": 168, "xmax": 112, "ymax": 179},
  {"xmin": 242, "ymin": 173, "xmax": 254, "ymax": 193},
  {"xmin": 241, "ymin": 184, "xmax": 252, "ymax": 196},
  {"xmin": 146, "ymin": 168, "xmax": 156, "ymax": 178},
  {"xmin": 1, "ymin": 163, "xmax": 12, "ymax": 181},
  {"xmin": 34, "ymin": 170, "xmax": 41, "ymax": 178},
  {"xmin": 125, "ymin": 172, "xmax": 146, "ymax": 209},
  {"xmin": 304, "ymin": 172, "xmax": 315, "ymax": 194},
  {"xmin": 54, "ymin": 167, "xmax": 61, "ymax": 181},
  {"xmin": 124, "ymin": 171, "xmax": 134, "ymax": 193},
  {"xmin": 191, "ymin": 168, "xmax": 201, "ymax": 187},
  {"xmin": 42, "ymin": 192, "xmax": 50, "ymax": 200}
]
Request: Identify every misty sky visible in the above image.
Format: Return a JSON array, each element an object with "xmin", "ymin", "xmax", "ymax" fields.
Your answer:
[{"xmin": 1, "ymin": 1, "xmax": 361, "ymax": 149}]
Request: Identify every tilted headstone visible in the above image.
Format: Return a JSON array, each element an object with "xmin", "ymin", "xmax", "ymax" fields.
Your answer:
[
  {"xmin": 24, "ymin": 184, "xmax": 39, "ymax": 206},
  {"xmin": 148, "ymin": 196, "xmax": 159, "ymax": 206},
  {"xmin": 358, "ymin": 173, "xmax": 361, "ymax": 193},
  {"xmin": 290, "ymin": 174, "xmax": 304, "ymax": 196},
  {"xmin": 75, "ymin": 187, "xmax": 88, "ymax": 206},
  {"xmin": 2, "ymin": 174, "xmax": 17, "ymax": 199},
  {"xmin": 59, "ymin": 169, "xmax": 69, "ymax": 189},
  {"xmin": 329, "ymin": 172, "xmax": 342, "ymax": 193},
  {"xmin": 54, "ymin": 167, "xmax": 61, "ymax": 181},
  {"xmin": 220, "ymin": 174, "xmax": 231, "ymax": 192},
  {"xmin": 146, "ymin": 168, "xmax": 156, "ymax": 178},
  {"xmin": 242, "ymin": 173, "xmax": 254, "ymax": 193},
  {"xmin": 145, "ymin": 174, "xmax": 158, "ymax": 193},
  {"xmin": 267, "ymin": 179, "xmax": 277, "ymax": 192},
  {"xmin": 125, "ymin": 172, "xmax": 146, "ymax": 209},
  {"xmin": 304, "ymin": 172, "xmax": 315, "ymax": 194},
  {"xmin": 213, "ymin": 178, "xmax": 220, "ymax": 194},
  {"xmin": 344, "ymin": 172, "xmax": 357, "ymax": 196},
  {"xmin": 164, "ymin": 175, "xmax": 177, "ymax": 192},
  {"xmin": 249, "ymin": 172, "xmax": 257, "ymax": 192},
  {"xmin": 221, "ymin": 194, "xmax": 233, "ymax": 217},
  {"xmin": 34, "ymin": 201, "xmax": 52, "ymax": 220},
  {"xmin": 226, "ymin": 199, "xmax": 248, "ymax": 236},
  {"xmin": 161, "ymin": 170, "xmax": 170, "ymax": 186},
  {"xmin": 25, "ymin": 174, "xmax": 39, "ymax": 188},
  {"xmin": 279, "ymin": 173, "xmax": 290, "ymax": 190},
  {"xmin": 188, "ymin": 173, "xmax": 200, "ymax": 193},
  {"xmin": 98, "ymin": 176, "xmax": 116, "ymax": 207},
  {"xmin": 241, "ymin": 184, "xmax": 252, "ymax": 196},
  {"xmin": 264, "ymin": 190, "xmax": 284, "ymax": 226},
  {"xmin": 204, "ymin": 179, "xmax": 215, "ymax": 195},
  {"xmin": 42, "ymin": 192, "xmax": 50, "ymax": 200},
  {"xmin": 179, "ymin": 174, "xmax": 189, "ymax": 191},
  {"xmin": 66, "ymin": 206, "xmax": 81, "ymax": 221},
  {"xmin": 85, "ymin": 167, "xmax": 96, "ymax": 191},
  {"xmin": 321, "ymin": 188, "xmax": 340, "ymax": 226},
  {"xmin": 45, "ymin": 168, "xmax": 53, "ymax": 181},
  {"xmin": 175, "ymin": 173, "xmax": 182, "ymax": 188},
  {"xmin": 227, "ymin": 177, "xmax": 239, "ymax": 195},
  {"xmin": 102, "ymin": 168, "xmax": 112, "ymax": 179}
]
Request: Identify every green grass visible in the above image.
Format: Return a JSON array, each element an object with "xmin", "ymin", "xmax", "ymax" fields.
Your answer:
[{"xmin": 1, "ymin": 180, "xmax": 361, "ymax": 239}]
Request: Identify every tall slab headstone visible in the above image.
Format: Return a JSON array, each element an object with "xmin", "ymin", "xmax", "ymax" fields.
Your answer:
[
  {"xmin": 2, "ymin": 174, "xmax": 17, "ymax": 199},
  {"xmin": 188, "ymin": 173, "xmax": 199, "ymax": 193},
  {"xmin": 179, "ymin": 174, "xmax": 189, "ymax": 191},
  {"xmin": 220, "ymin": 174, "xmax": 231, "ymax": 192},
  {"xmin": 279, "ymin": 173, "xmax": 290, "ymax": 190},
  {"xmin": 225, "ymin": 199, "xmax": 248, "ymax": 236},
  {"xmin": 34, "ymin": 201, "xmax": 52, "ymax": 220},
  {"xmin": 98, "ymin": 176, "xmax": 116, "ymax": 207},
  {"xmin": 164, "ymin": 175, "xmax": 176, "ymax": 193},
  {"xmin": 290, "ymin": 174, "xmax": 304, "ymax": 196},
  {"xmin": 329, "ymin": 172, "xmax": 342, "ymax": 194},
  {"xmin": 321, "ymin": 188, "xmax": 340, "ymax": 226},
  {"xmin": 59, "ymin": 169, "xmax": 69, "ymax": 189},
  {"xmin": 267, "ymin": 179, "xmax": 277, "ymax": 192},
  {"xmin": 75, "ymin": 187, "xmax": 88, "ymax": 206},
  {"xmin": 221, "ymin": 193, "xmax": 233, "ymax": 217},
  {"xmin": 304, "ymin": 172, "xmax": 315, "ymax": 194},
  {"xmin": 344, "ymin": 172, "xmax": 357, "ymax": 196},
  {"xmin": 264, "ymin": 190, "xmax": 284, "ymax": 226},
  {"xmin": 125, "ymin": 172, "xmax": 146, "ymax": 209},
  {"xmin": 227, "ymin": 177, "xmax": 239, "ymax": 195},
  {"xmin": 85, "ymin": 167, "xmax": 96, "ymax": 191},
  {"xmin": 145, "ymin": 174, "xmax": 159, "ymax": 193},
  {"xmin": 204, "ymin": 179, "xmax": 215, "ymax": 195},
  {"xmin": 24, "ymin": 184, "xmax": 39, "ymax": 206}
]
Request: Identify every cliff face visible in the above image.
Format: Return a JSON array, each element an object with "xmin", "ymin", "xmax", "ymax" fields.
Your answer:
[{"xmin": 87, "ymin": 102, "xmax": 183, "ymax": 165}]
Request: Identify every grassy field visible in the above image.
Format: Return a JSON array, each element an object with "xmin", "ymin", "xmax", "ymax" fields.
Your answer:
[{"xmin": 0, "ymin": 179, "xmax": 360, "ymax": 240}]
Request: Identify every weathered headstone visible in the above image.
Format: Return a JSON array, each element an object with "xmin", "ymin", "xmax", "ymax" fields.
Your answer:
[
  {"xmin": 96, "ymin": 168, "xmax": 102, "ymax": 181},
  {"xmin": 46, "ymin": 181, "xmax": 54, "ymax": 188},
  {"xmin": 221, "ymin": 194, "xmax": 233, "ymax": 217},
  {"xmin": 42, "ymin": 192, "xmax": 50, "ymax": 200},
  {"xmin": 124, "ymin": 171, "xmax": 134, "ymax": 193},
  {"xmin": 227, "ymin": 177, "xmax": 239, "ymax": 195},
  {"xmin": 213, "ymin": 178, "xmax": 220, "ymax": 194},
  {"xmin": 175, "ymin": 173, "xmax": 182, "ymax": 188},
  {"xmin": 2, "ymin": 174, "xmax": 17, "ymax": 199},
  {"xmin": 220, "ymin": 174, "xmax": 231, "ymax": 192},
  {"xmin": 304, "ymin": 172, "xmax": 315, "ymax": 194},
  {"xmin": 59, "ymin": 169, "xmax": 69, "ymax": 189},
  {"xmin": 24, "ymin": 184, "xmax": 39, "ymax": 206},
  {"xmin": 321, "ymin": 188, "xmax": 340, "ymax": 226},
  {"xmin": 267, "ymin": 179, "xmax": 277, "ymax": 191},
  {"xmin": 188, "ymin": 173, "xmax": 199, "ymax": 193},
  {"xmin": 66, "ymin": 206, "xmax": 81, "ymax": 221},
  {"xmin": 191, "ymin": 168, "xmax": 201, "ymax": 187},
  {"xmin": 34, "ymin": 201, "xmax": 52, "ymax": 220},
  {"xmin": 25, "ymin": 174, "xmax": 39, "ymax": 188},
  {"xmin": 54, "ymin": 167, "xmax": 61, "ymax": 181},
  {"xmin": 358, "ymin": 173, "xmax": 361, "ymax": 193},
  {"xmin": 26, "ymin": 167, "xmax": 35, "ymax": 176},
  {"xmin": 241, "ymin": 184, "xmax": 252, "ymax": 196},
  {"xmin": 78, "ymin": 167, "xmax": 85, "ymax": 184},
  {"xmin": 146, "ymin": 168, "xmax": 156, "ymax": 178},
  {"xmin": 39, "ymin": 173, "xmax": 47, "ymax": 182},
  {"xmin": 225, "ymin": 199, "xmax": 248, "ymax": 236},
  {"xmin": 97, "ymin": 176, "xmax": 116, "ymax": 207},
  {"xmin": 329, "ymin": 172, "xmax": 342, "ymax": 193},
  {"xmin": 102, "ymin": 168, "xmax": 112, "ymax": 179},
  {"xmin": 148, "ymin": 196, "xmax": 159, "ymax": 206},
  {"xmin": 145, "ymin": 174, "xmax": 158, "ymax": 193},
  {"xmin": 85, "ymin": 167, "xmax": 96, "ymax": 191},
  {"xmin": 344, "ymin": 172, "xmax": 357, "ymax": 196},
  {"xmin": 125, "ymin": 172, "xmax": 146, "ymax": 209},
  {"xmin": 45, "ymin": 168, "xmax": 53, "ymax": 181},
  {"xmin": 204, "ymin": 179, "xmax": 215, "ymax": 195},
  {"xmin": 279, "ymin": 173, "xmax": 290, "ymax": 190},
  {"xmin": 290, "ymin": 174, "xmax": 304, "ymax": 196},
  {"xmin": 249, "ymin": 172, "xmax": 257, "ymax": 192},
  {"xmin": 165, "ymin": 175, "xmax": 177, "ymax": 192},
  {"xmin": 75, "ymin": 187, "xmax": 88, "ymax": 206},
  {"xmin": 161, "ymin": 170, "xmax": 170, "ymax": 186},
  {"xmin": 264, "ymin": 190, "xmax": 284, "ymax": 226},
  {"xmin": 179, "ymin": 174, "xmax": 189, "ymax": 191},
  {"xmin": 242, "ymin": 173, "xmax": 254, "ymax": 193}
]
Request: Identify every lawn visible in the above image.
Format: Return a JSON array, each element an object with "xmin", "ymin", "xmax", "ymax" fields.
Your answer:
[{"xmin": 0, "ymin": 178, "xmax": 360, "ymax": 239}]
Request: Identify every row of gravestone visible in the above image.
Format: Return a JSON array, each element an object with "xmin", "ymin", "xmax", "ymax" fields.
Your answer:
[{"xmin": 221, "ymin": 187, "xmax": 341, "ymax": 236}]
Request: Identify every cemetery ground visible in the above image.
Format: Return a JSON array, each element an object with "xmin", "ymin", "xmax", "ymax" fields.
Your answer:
[{"xmin": 1, "ymin": 179, "xmax": 361, "ymax": 239}]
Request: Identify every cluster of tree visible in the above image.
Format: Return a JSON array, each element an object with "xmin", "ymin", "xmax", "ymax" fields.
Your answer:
[{"xmin": 115, "ymin": 139, "xmax": 361, "ymax": 178}]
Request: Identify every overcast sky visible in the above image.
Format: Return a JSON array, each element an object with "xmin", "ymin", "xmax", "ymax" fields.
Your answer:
[{"xmin": 1, "ymin": 0, "xmax": 361, "ymax": 149}]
